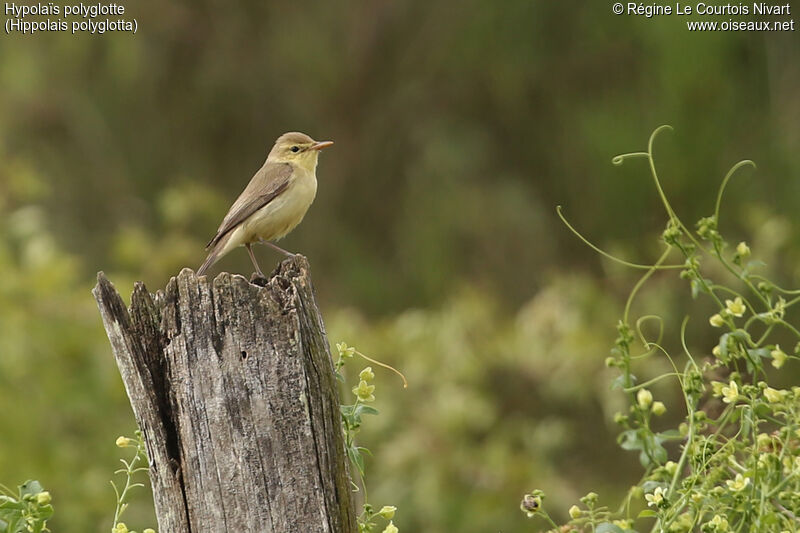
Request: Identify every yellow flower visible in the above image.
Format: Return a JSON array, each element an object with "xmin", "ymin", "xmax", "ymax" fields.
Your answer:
[
  {"xmin": 771, "ymin": 345, "xmax": 787, "ymax": 369},
  {"xmin": 382, "ymin": 521, "xmax": 398, "ymax": 533},
  {"xmin": 764, "ymin": 387, "xmax": 785, "ymax": 403},
  {"xmin": 712, "ymin": 345, "xmax": 721, "ymax": 357},
  {"xmin": 726, "ymin": 473, "xmax": 750, "ymax": 492},
  {"xmin": 336, "ymin": 342, "xmax": 355, "ymax": 359},
  {"xmin": 637, "ymin": 388, "xmax": 653, "ymax": 409},
  {"xmin": 652, "ymin": 401, "xmax": 666, "ymax": 416},
  {"xmin": 35, "ymin": 491, "xmax": 51, "ymax": 506},
  {"xmin": 613, "ymin": 519, "xmax": 633, "ymax": 529},
  {"xmin": 352, "ymin": 380, "xmax": 375, "ymax": 402},
  {"xmin": 708, "ymin": 514, "xmax": 729, "ymax": 531},
  {"xmin": 664, "ymin": 461, "xmax": 677, "ymax": 476},
  {"xmin": 711, "ymin": 381, "xmax": 725, "ymax": 397},
  {"xmin": 143, "ymin": 529, "xmax": 156, "ymax": 533},
  {"xmin": 725, "ymin": 297, "xmax": 746, "ymax": 318},
  {"xmin": 113, "ymin": 524, "xmax": 129, "ymax": 533},
  {"xmin": 756, "ymin": 433, "xmax": 771, "ymax": 449},
  {"xmin": 721, "ymin": 381, "xmax": 739, "ymax": 404},
  {"xmin": 736, "ymin": 241, "xmax": 750, "ymax": 258},
  {"xmin": 645, "ymin": 486, "xmax": 666, "ymax": 507},
  {"xmin": 568, "ymin": 505, "xmax": 582, "ymax": 519},
  {"xmin": 709, "ymin": 313, "xmax": 725, "ymax": 327},
  {"xmin": 359, "ymin": 367, "xmax": 375, "ymax": 382},
  {"xmin": 115, "ymin": 436, "xmax": 133, "ymax": 448},
  {"xmin": 378, "ymin": 506, "xmax": 396, "ymax": 519}
]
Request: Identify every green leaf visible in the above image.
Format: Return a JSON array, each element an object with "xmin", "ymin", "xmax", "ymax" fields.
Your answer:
[
  {"xmin": 356, "ymin": 446, "xmax": 373, "ymax": 457},
  {"xmin": 656, "ymin": 429, "xmax": 682, "ymax": 440},
  {"xmin": 1, "ymin": 512, "xmax": 22, "ymax": 533},
  {"xmin": 745, "ymin": 260, "xmax": 766, "ymax": 270},
  {"xmin": 619, "ymin": 430, "xmax": 643, "ymax": 451},
  {"xmin": 19, "ymin": 480, "xmax": 43, "ymax": 498},
  {"xmin": 19, "ymin": 479, "xmax": 44, "ymax": 497},
  {"xmin": 0, "ymin": 498, "xmax": 24, "ymax": 510},
  {"xmin": 747, "ymin": 348, "xmax": 769, "ymax": 359},
  {"xmin": 356, "ymin": 405, "xmax": 379, "ymax": 416},
  {"xmin": 641, "ymin": 481, "xmax": 666, "ymax": 493},
  {"xmin": 596, "ymin": 523, "xmax": 625, "ymax": 533},
  {"xmin": 637, "ymin": 509, "xmax": 657, "ymax": 518},
  {"xmin": 37, "ymin": 504, "xmax": 54, "ymax": 520},
  {"xmin": 348, "ymin": 445, "xmax": 365, "ymax": 476}
]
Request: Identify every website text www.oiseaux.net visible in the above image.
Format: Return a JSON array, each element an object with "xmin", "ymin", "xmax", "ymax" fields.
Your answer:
[{"xmin": 617, "ymin": 3, "xmax": 795, "ymax": 32}]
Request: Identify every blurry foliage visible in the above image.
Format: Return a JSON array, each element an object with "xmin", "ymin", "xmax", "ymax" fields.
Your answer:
[
  {"xmin": 1, "ymin": 1, "xmax": 798, "ymax": 312},
  {"xmin": 329, "ymin": 279, "xmax": 648, "ymax": 532},
  {"xmin": 523, "ymin": 128, "xmax": 800, "ymax": 532},
  {"xmin": 1, "ymin": 1, "xmax": 799, "ymax": 532}
]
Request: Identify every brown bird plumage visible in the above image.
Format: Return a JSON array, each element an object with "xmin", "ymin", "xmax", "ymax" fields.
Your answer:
[{"xmin": 198, "ymin": 132, "xmax": 333, "ymax": 277}]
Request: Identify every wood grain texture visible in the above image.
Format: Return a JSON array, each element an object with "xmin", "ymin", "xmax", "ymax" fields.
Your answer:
[{"xmin": 93, "ymin": 256, "xmax": 356, "ymax": 533}]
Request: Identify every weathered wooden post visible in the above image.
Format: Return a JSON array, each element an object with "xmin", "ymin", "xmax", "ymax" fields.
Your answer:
[{"xmin": 93, "ymin": 256, "xmax": 356, "ymax": 532}]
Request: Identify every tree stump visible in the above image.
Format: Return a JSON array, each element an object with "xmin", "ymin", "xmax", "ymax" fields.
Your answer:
[{"xmin": 92, "ymin": 256, "xmax": 356, "ymax": 533}]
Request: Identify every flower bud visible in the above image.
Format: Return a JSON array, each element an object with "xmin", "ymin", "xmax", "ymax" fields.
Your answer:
[
  {"xmin": 359, "ymin": 367, "xmax": 375, "ymax": 382},
  {"xmin": 637, "ymin": 389, "xmax": 653, "ymax": 409},
  {"xmin": 736, "ymin": 241, "xmax": 750, "ymax": 258},
  {"xmin": 771, "ymin": 345, "xmax": 787, "ymax": 369},
  {"xmin": 764, "ymin": 387, "xmax": 784, "ymax": 403},
  {"xmin": 378, "ymin": 505, "xmax": 396, "ymax": 519}
]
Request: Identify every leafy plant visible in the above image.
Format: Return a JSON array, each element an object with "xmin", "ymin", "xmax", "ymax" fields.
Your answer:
[
  {"xmin": 0, "ymin": 480, "xmax": 53, "ymax": 533},
  {"xmin": 335, "ymin": 342, "xmax": 404, "ymax": 533},
  {"xmin": 110, "ymin": 432, "xmax": 155, "ymax": 533},
  {"xmin": 523, "ymin": 126, "xmax": 800, "ymax": 532}
]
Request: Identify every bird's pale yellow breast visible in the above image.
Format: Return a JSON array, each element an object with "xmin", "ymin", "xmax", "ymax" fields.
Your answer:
[{"xmin": 241, "ymin": 168, "xmax": 318, "ymax": 243}]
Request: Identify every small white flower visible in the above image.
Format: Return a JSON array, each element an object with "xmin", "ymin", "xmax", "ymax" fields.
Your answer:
[
  {"xmin": 726, "ymin": 473, "xmax": 750, "ymax": 492},
  {"xmin": 725, "ymin": 297, "xmax": 746, "ymax": 318},
  {"xmin": 721, "ymin": 381, "xmax": 739, "ymax": 404},
  {"xmin": 645, "ymin": 486, "xmax": 666, "ymax": 507},
  {"xmin": 771, "ymin": 345, "xmax": 787, "ymax": 369}
]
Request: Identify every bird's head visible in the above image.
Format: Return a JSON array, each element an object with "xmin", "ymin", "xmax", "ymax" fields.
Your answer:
[{"xmin": 267, "ymin": 131, "xmax": 333, "ymax": 172}]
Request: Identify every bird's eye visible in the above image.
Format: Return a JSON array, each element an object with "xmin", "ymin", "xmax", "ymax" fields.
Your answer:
[{"xmin": 290, "ymin": 146, "xmax": 300, "ymax": 153}]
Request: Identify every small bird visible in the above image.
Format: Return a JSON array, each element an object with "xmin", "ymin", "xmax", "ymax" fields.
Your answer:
[{"xmin": 197, "ymin": 131, "xmax": 333, "ymax": 277}]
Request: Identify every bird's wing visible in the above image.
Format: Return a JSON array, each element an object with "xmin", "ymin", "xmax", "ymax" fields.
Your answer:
[{"xmin": 206, "ymin": 162, "xmax": 293, "ymax": 249}]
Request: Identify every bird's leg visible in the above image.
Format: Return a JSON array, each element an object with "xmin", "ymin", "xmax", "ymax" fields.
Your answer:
[
  {"xmin": 245, "ymin": 243, "xmax": 266, "ymax": 278},
  {"xmin": 259, "ymin": 239, "xmax": 295, "ymax": 257}
]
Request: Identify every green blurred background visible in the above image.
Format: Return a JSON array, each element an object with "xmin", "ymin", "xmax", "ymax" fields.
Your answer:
[{"xmin": 1, "ymin": 1, "xmax": 799, "ymax": 531}]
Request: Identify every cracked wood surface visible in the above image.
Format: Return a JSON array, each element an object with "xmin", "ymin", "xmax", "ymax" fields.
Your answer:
[{"xmin": 93, "ymin": 256, "xmax": 356, "ymax": 532}]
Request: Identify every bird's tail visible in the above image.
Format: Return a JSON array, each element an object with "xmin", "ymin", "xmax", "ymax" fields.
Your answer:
[{"xmin": 197, "ymin": 233, "xmax": 232, "ymax": 276}]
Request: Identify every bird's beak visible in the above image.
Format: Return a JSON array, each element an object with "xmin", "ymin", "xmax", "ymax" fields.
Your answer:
[{"xmin": 311, "ymin": 140, "xmax": 334, "ymax": 151}]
